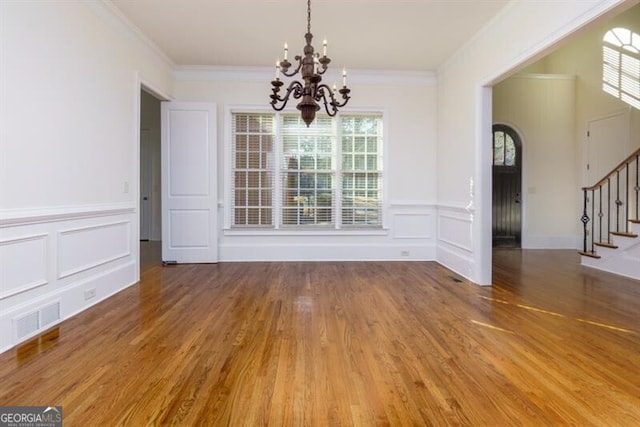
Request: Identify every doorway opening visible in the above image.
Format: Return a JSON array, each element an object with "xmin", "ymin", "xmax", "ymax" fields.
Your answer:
[
  {"xmin": 492, "ymin": 124, "xmax": 522, "ymax": 248},
  {"xmin": 140, "ymin": 88, "xmax": 162, "ymax": 273}
]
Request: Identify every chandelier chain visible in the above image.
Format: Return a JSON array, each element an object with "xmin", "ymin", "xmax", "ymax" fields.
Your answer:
[
  {"xmin": 270, "ymin": 0, "xmax": 351, "ymax": 127},
  {"xmin": 307, "ymin": 0, "xmax": 311, "ymax": 34}
]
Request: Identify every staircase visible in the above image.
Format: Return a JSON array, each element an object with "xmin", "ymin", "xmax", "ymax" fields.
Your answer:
[{"xmin": 579, "ymin": 148, "xmax": 640, "ymax": 280}]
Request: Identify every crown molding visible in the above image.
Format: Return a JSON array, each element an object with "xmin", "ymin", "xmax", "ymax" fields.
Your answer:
[{"xmin": 92, "ymin": 0, "xmax": 175, "ymax": 69}]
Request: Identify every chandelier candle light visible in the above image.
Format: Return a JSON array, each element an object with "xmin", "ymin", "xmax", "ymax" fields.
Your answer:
[{"xmin": 269, "ymin": 0, "xmax": 351, "ymax": 127}]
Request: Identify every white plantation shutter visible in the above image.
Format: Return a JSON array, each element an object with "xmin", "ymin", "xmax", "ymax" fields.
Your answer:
[
  {"xmin": 231, "ymin": 113, "xmax": 275, "ymax": 226},
  {"xmin": 230, "ymin": 112, "xmax": 383, "ymax": 229},
  {"xmin": 602, "ymin": 28, "xmax": 640, "ymax": 109},
  {"xmin": 281, "ymin": 114, "xmax": 335, "ymax": 227},
  {"xmin": 340, "ymin": 115, "xmax": 383, "ymax": 227}
]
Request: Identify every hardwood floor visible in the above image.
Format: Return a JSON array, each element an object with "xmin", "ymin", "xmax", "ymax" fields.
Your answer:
[{"xmin": 1, "ymin": 250, "xmax": 639, "ymax": 426}]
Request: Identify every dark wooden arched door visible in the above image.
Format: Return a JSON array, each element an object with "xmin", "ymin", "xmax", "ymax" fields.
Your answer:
[{"xmin": 492, "ymin": 124, "xmax": 522, "ymax": 248}]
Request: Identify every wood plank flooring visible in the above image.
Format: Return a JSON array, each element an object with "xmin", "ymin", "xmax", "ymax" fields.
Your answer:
[{"xmin": 1, "ymin": 249, "xmax": 639, "ymax": 425}]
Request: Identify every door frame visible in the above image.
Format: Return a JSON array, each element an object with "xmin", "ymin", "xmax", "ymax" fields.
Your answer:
[
  {"xmin": 134, "ymin": 75, "xmax": 172, "ymax": 281},
  {"xmin": 585, "ymin": 108, "xmax": 631, "ymax": 186},
  {"xmin": 140, "ymin": 128, "xmax": 152, "ymax": 241}
]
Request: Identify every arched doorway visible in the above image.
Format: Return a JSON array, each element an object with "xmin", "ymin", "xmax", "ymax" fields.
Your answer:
[{"xmin": 492, "ymin": 124, "xmax": 522, "ymax": 248}]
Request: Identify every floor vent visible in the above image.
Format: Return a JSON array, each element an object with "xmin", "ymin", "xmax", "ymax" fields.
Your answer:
[
  {"xmin": 15, "ymin": 312, "xmax": 39, "ymax": 340},
  {"xmin": 40, "ymin": 302, "xmax": 61, "ymax": 328},
  {"xmin": 449, "ymin": 276, "xmax": 463, "ymax": 283},
  {"xmin": 14, "ymin": 302, "xmax": 62, "ymax": 340}
]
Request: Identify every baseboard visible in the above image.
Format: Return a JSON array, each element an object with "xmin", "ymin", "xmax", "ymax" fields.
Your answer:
[
  {"xmin": 0, "ymin": 261, "xmax": 137, "ymax": 354},
  {"xmin": 522, "ymin": 235, "xmax": 580, "ymax": 249},
  {"xmin": 435, "ymin": 244, "xmax": 475, "ymax": 283},
  {"xmin": 219, "ymin": 242, "xmax": 436, "ymax": 262}
]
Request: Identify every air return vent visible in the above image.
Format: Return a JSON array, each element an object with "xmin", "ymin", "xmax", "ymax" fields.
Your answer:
[
  {"xmin": 40, "ymin": 302, "xmax": 61, "ymax": 328},
  {"xmin": 15, "ymin": 312, "xmax": 39, "ymax": 340},
  {"xmin": 14, "ymin": 301, "xmax": 61, "ymax": 340}
]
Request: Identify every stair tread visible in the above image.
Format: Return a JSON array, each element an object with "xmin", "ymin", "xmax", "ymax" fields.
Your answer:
[
  {"xmin": 594, "ymin": 241, "xmax": 618, "ymax": 249},
  {"xmin": 579, "ymin": 251, "xmax": 601, "ymax": 259},
  {"xmin": 611, "ymin": 231, "xmax": 638, "ymax": 238}
]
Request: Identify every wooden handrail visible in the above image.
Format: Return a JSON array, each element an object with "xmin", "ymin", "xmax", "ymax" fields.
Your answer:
[{"xmin": 582, "ymin": 147, "xmax": 640, "ymax": 191}]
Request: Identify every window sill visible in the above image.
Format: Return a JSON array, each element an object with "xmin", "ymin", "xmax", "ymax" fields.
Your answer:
[{"xmin": 223, "ymin": 227, "xmax": 389, "ymax": 237}]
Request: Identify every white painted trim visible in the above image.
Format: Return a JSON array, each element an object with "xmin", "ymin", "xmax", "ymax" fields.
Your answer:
[
  {"xmin": 57, "ymin": 220, "xmax": 132, "ymax": 279},
  {"xmin": 0, "ymin": 203, "xmax": 135, "ymax": 227},
  {"xmin": 140, "ymin": 81, "xmax": 173, "ymax": 103},
  {"xmin": 437, "ymin": 202, "xmax": 475, "ymax": 214},
  {"xmin": 511, "ymin": 73, "xmax": 577, "ymax": 81},
  {"xmin": 134, "ymin": 73, "xmax": 172, "ymax": 283},
  {"xmin": 219, "ymin": 242, "xmax": 435, "ymax": 263},
  {"xmin": 389, "ymin": 201, "xmax": 437, "ymax": 209},
  {"xmin": 475, "ymin": 85, "xmax": 493, "ymax": 286},
  {"xmin": 0, "ymin": 233, "xmax": 49, "ymax": 299},
  {"xmin": 223, "ymin": 106, "xmax": 390, "ymax": 231},
  {"xmin": 392, "ymin": 212, "xmax": 433, "ymax": 239},
  {"xmin": 95, "ymin": 0, "xmax": 174, "ymax": 69},
  {"xmin": 478, "ymin": 0, "xmax": 627, "ymax": 85},
  {"xmin": 0, "ymin": 261, "xmax": 137, "ymax": 354},
  {"xmin": 436, "ymin": 244, "xmax": 474, "ymax": 283},
  {"xmin": 223, "ymin": 228, "xmax": 389, "ymax": 237},
  {"xmin": 438, "ymin": 213, "xmax": 474, "ymax": 252}
]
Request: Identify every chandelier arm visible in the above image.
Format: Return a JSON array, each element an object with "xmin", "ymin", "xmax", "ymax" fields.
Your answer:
[
  {"xmin": 316, "ymin": 55, "xmax": 331, "ymax": 75},
  {"xmin": 281, "ymin": 55, "xmax": 303, "ymax": 77},
  {"xmin": 315, "ymin": 84, "xmax": 339, "ymax": 117},
  {"xmin": 331, "ymin": 86, "xmax": 351, "ymax": 109},
  {"xmin": 270, "ymin": 80, "xmax": 304, "ymax": 111}
]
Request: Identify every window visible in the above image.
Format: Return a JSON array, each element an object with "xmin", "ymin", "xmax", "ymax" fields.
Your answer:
[
  {"xmin": 492, "ymin": 125, "xmax": 519, "ymax": 167},
  {"xmin": 231, "ymin": 112, "xmax": 383, "ymax": 229},
  {"xmin": 232, "ymin": 114, "xmax": 274, "ymax": 227},
  {"xmin": 340, "ymin": 116, "xmax": 382, "ymax": 226},
  {"xmin": 602, "ymin": 27, "xmax": 640, "ymax": 109}
]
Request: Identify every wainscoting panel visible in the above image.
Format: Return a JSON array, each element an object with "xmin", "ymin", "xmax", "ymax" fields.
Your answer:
[
  {"xmin": 219, "ymin": 202, "xmax": 437, "ymax": 261},
  {"xmin": 436, "ymin": 205, "xmax": 475, "ymax": 281},
  {"xmin": 0, "ymin": 234, "xmax": 49, "ymax": 299},
  {"xmin": 393, "ymin": 213, "xmax": 432, "ymax": 239},
  {"xmin": 58, "ymin": 221, "xmax": 131, "ymax": 279},
  {"xmin": 438, "ymin": 213, "xmax": 472, "ymax": 252},
  {"xmin": 0, "ymin": 205, "xmax": 137, "ymax": 354}
]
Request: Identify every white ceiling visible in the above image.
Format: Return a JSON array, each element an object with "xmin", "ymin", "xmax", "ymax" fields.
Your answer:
[{"xmin": 109, "ymin": 0, "xmax": 511, "ymax": 71}]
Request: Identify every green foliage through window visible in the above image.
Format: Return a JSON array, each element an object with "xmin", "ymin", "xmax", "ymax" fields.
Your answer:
[{"xmin": 231, "ymin": 112, "xmax": 383, "ymax": 228}]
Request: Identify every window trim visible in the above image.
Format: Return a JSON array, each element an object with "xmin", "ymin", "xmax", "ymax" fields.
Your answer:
[
  {"xmin": 602, "ymin": 27, "xmax": 640, "ymax": 109},
  {"xmin": 224, "ymin": 106, "xmax": 389, "ymax": 232}
]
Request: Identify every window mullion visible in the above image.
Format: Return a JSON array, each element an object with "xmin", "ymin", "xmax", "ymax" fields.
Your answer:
[
  {"xmin": 335, "ymin": 116, "xmax": 342, "ymax": 229},
  {"xmin": 274, "ymin": 113, "xmax": 282, "ymax": 229}
]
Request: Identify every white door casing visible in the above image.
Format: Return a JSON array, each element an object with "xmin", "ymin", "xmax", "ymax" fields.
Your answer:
[
  {"xmin": 140, "ymin": 129, "xmax": 152, "ymax": 241},
  {"xmin": 161, "ymin": 102, "xmax": 218, "ymax": 263},
  {"xmin": 587, "ymin": 110, "xmax": 630, "ymax": 185}
]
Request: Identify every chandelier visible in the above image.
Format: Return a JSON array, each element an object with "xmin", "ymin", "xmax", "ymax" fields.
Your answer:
[{"xmin": 269, "ymin": 0, "xmax": 351, "ymax": 127}]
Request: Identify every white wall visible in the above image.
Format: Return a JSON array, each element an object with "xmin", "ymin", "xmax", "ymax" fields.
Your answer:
[
  {"xmin": 436, "ymin": 0, "xmax": 633, "ymax": 284},
  {"xmin": 0, "ymin": 1, "xmax": 173, "ymax": 352},
  {"xmin": 541, "ymin": 3, "xmax": 640, "ymax": 182},
  {"xmin": 493, "ymin": 74, "xmax": 578, "ymax": 249},
  {"xmin": 173, "ymin": 68, "xmax": 439, "ymax": 261}
]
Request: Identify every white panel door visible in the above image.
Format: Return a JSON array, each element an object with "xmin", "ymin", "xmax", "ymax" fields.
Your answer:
[
  {"xmin": 587, "ymin": 111, "xmax": 630, "ymax": 185},
  {"xmin": 161, "ymin": 102, "xmax": 218, "ymax": 263}
]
